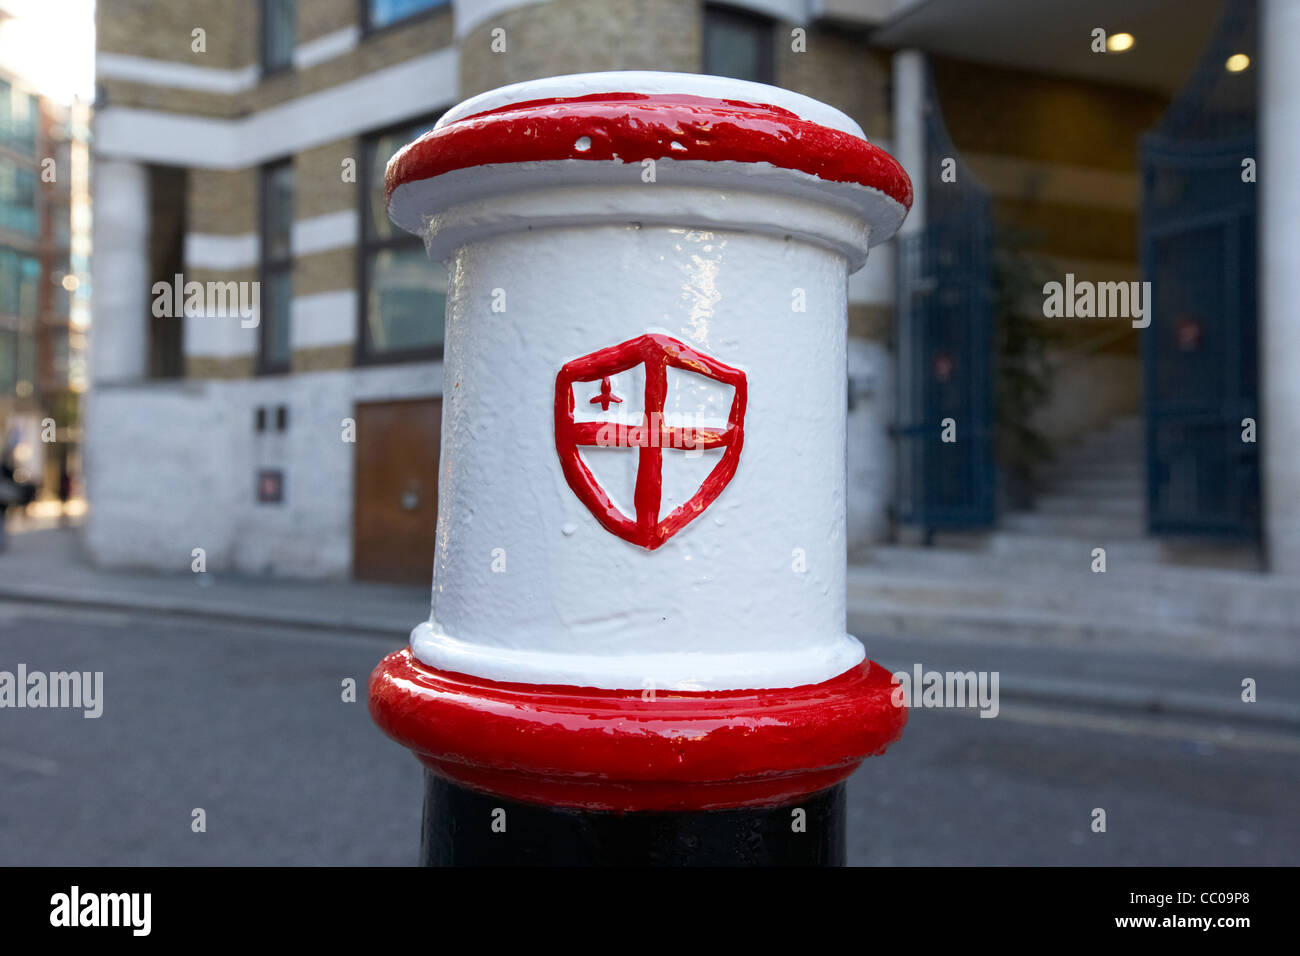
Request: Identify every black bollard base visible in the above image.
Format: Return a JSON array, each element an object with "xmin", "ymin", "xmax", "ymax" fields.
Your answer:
[{"xmin": 420, "ymin": 771, "xmax": 846, "ymax": 867}]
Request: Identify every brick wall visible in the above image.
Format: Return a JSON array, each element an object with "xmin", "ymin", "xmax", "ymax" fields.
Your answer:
[
  {"xmin": 98, "ymin": 0, "xmax": 258, "ymax": 67},
  {"xmin": 775, "ymin": 24, "xmax": 892, "ymax": 141},
  {"xmin": 459, "ymin": 0, "xmax": 702, "ymax": 98}
]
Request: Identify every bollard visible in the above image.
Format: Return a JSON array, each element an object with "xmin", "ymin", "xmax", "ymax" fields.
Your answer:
[{"xmin": 369, "ymin": 72, "xmax": 911, "ymax": 866}]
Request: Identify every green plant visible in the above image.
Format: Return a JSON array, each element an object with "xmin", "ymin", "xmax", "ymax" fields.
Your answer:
[{"xmin": 994, "ymin": 226, "xmax": 1055, "ymax": 507}]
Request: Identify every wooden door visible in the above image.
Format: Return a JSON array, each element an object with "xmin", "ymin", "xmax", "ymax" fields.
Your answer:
[{"xmin": 353, "ymin": 398, "xmax": 441, "ymax": 583}]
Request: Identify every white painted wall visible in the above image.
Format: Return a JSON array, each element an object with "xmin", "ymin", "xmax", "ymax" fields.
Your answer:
[
  {"xmin": 84, "ymin": 362, "xmax": 444, "ymax": 578},
  {"xmin": 89, "ymin": 157, "xmax": 150, "ymax": 385}
]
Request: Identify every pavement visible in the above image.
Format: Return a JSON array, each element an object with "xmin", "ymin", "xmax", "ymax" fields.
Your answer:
[{"xmin": 2, "ymin": 521, "xmax": 1297, "ymax": 730}]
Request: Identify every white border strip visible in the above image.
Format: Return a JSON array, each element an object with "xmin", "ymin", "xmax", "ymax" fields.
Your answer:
[
  {"xmin": 184, "ymin": 211, "xmax": 358, "ymax": 272},
  {"xmin": 185, "ymin": 233, "xmax": 259, "ymax": 271},
  {"xmin": 97, "ymin": 52, "xmax": 261, "ymax": 95},
  {"xmin": 293, "ymin": 26, "xmax": 362, "ymax": 70},
  {"xmin": 99, "ymin": 27, "xmax": 363, "ymax": 95},
  {"xmin": 290, "ymin": 289, "xmax": 357, "ymax": 350},
  {"xmin": 95, "ymin": 47, "xmax": 457, "ymax": 168},
  {"xmin": 184, "ymin": 289, "xmax": 358, "ymax": 358},
  {"xmin": 292, "ymin": 209, "xmax": 358, "ymax": 257}
]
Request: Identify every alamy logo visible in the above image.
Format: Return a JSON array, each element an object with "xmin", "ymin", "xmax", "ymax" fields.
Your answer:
[
  {"xmin": 1042, "ymin": 273, "xmax": 1151, "ymax": 328},
  {"xmin": 152, "ymin": 273, "xmax": 260, "ymax": 328},
  {"xmin": 891, "ymin": 663, "xmax": 1000, "ymax": 718},
  {"xmin": 0, "ymin": 664, "xmax": 103, "ymax": 718},
  {"xmin": 50, "ymin": 886, "xmax": 150, "ymax": 936}
]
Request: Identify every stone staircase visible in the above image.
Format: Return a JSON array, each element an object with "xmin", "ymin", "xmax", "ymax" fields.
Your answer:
[
  {"xmin": 985, "ymin": 414, "xmax": 1159, "ymax": 561},
  {"xmin": 849, "ymin": 416, "xmax": 1296, "ymax": 661}
]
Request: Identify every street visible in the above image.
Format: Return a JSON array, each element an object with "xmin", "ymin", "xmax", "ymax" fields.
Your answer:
[{"xmin": 1, "ymin": 597, "xmax": 1295, "ymax": 866}]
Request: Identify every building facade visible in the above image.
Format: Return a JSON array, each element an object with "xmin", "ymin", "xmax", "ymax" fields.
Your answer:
[
  {"xmin": 0, "ymin": 46, "xmax": 85, "ymax": 501},
  {"xmin": 87, "ymin": 0, "xmax": 1300, "ymax": 582}
]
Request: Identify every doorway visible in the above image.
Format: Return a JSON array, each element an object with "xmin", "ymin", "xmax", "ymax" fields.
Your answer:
[{"xmin": 352, "ymin": 397, "xmax": 441, "ymax": 583}]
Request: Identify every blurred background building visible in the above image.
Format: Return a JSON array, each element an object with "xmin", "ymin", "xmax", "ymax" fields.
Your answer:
[
  {"xmin": 83, "ymin": 0, "xmax": 1298, "ymax": 660},
  {"xmin": 0, "ymin": 2, "xmax": 89, "ymax": 510}
]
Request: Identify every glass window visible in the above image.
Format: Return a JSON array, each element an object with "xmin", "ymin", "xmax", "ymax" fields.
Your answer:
[
  {"xmin": 0, "ymin": 81, "xmax": 37, "ymax": 154},
  {"xmin": 367, "ymin": 0, "xmax": 448, "ymax": 31},
  {"xmin": 262, "ymin": 0, "xmax": 296, "ymax": 73},
  {"xmin": 264, "ymin": 162, "xmax": 294, "ymax": 259},
  {"xmin": 259, "ymin": 161, "xmax": 294, "ymax": 372},
  {"xmin": 0, "ymin": 249, "xmax": 15, "ymax": 315},
  {"xmin": 16, "ymin": 323, "xmax": 33, "ymax": 389},
  {"xmin": 263, "ymin": 269, "xmax": 292, "ymax": 367},
  {"xmin": 0, "ymin": 163, "xmax": 38, "ymax": 235},
  {"xmin": 365, "ymin": 245, "xmax": 446, "ymax": 353},
  {"xmin": 18, "ymin": 256, "xmax": 39, "ymax": 319},
  {"xmin": 703, "ymin": 5, "xmax": 775, "ymax": 85},
  {"xmin": 359, "ymin": 120, "xmax": 447, "ymax": 360},
  {"xmin": 0, "ymin": 328, "xmax": 14, "ymax": 394}
]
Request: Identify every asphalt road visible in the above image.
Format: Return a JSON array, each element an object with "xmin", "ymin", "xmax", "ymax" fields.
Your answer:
[{"xmin": 1, "ymin": 598, "xmax": 1296, "ymax": 866}]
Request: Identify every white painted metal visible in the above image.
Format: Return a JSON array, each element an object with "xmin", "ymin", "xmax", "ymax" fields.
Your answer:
[
  {"xmin": 436, "ymin": 69, "xmax": 867, "ymax": 137},
  {"xmin": 395, "ymin": 73, "xmax": 905, "ymax": 690}
]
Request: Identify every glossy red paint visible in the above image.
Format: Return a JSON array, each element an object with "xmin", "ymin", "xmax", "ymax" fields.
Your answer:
[
  {"xmin": 369, "ymin": 646, "xmax": 908, "ymax": 812},
  {"xmin": 554, "ymin": 333, "xmax": 746, "ymax": 550},
  {"xmin": 385, "ymin": 91, "xmax": 913, "ymax": 210}
]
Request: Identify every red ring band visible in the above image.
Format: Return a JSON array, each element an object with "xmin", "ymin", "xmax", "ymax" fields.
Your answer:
[
  {"xmin": 385, "ymin": 92, "xmax": 914, "ymax": 210},
  {"xmin": 369, "ymin": 647, "xmax": 907, "ymax": 812}
]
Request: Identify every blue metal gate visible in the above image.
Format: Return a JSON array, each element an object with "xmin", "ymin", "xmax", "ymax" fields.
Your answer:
[
  {"xmin": 895, "ymin": 64, "xmax": 996, "ymax": 533},
  {"xmin": 1140, "ymin": 0, "xmax": 1259, "ymax": 539}
]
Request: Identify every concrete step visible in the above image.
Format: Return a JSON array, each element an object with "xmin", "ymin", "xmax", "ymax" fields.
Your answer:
[
  {"xmin": 848, "ymin": 566, "xmax": 1300, "ymax": 632},
  {"xmin": 847, "ymin": 598, "xmax": 1297, "ymax": 662},
  {"xmin": 985, "ymin": 531, "xmax": 1165, "ymax": 562},
  {"xmin": 1040, "ymin": 475, "xmax": 1145, "ymax": 497},
  {"xmin": 846, "ymin": 559, "xmax": 1300, "ymax": 657},
  {"xmin": 1065, "ymin": 436, "xmax": 1142, "ymax": 457},
  {"xmin": 1000, "ymin": 511, "xmax": 1144, "ymax": 538},
  {"xmin": 1041, "ymin": 461, "xmax": 1144, "ymax": 481},
  {"xmin": 1082, "ymin": 420, "xmax": 1142, "ymax": 437},
  {"xmin": 1032, "ymin": 494, "xmax": 1143, "ymax": 517},
  {"xmin": 858, "ymin": 541, "xmax": 1261, "ymax": 578},
  {"xmin": 1100, "ymin": 415, "xmax": 1142, "ymax": 431}
]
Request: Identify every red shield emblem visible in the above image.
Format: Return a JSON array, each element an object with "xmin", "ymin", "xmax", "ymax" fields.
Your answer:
[{"xmin": 554, "ymin": 334, "xmax": 747, "ymax": 551}]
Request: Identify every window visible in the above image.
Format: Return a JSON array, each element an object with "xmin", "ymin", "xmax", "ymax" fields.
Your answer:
[
  {"xmin": 0, "ymin": 249, "xmax": 38, "ymax": 317},
  {"xmin": 148, "ymin": 165, "xmax": 186, "ymax": 379},
  {"xmin": 703, "ymin": 5, "xmax": 775, "ymax": 85},
  {"xmin": 259, "ymin": 161, "xmax": 294, "ymax": 373},
  {"xmin": 15, "ymin": 321, "xmax": 33, "ymax": 392},
  {"xmin": 261, "ymin": 0, "xmax": 296, "ymax": 73},
  {"xmin": 17, "ymin": 255, "xmax": 38, "ymax": 319},
  {"xmin": 0, "ymin": 81, "xmax": 37, "ymax": 155},
  {"xmin": 365, "ymin": 0, "xmax": 448, "ymax": 32},
  {"xmin": 358, "ymin": 119, "xmax": 447, "ymax": 362},
  {"xmin": 0, "ymin": 162, "xmax": 38, "ymax": 235},
  {"xmin": 0, "ymin": 328, "xmax": 14, "ymax": 394}
]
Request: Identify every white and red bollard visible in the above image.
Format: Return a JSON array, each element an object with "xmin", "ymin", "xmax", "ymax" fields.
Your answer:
[{"xmin": 370, "ymin": 72, "xmax": 911, "ymax": 866}]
